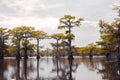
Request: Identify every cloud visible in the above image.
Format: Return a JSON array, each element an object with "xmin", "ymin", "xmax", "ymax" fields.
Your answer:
[
  {"xmin": 0, "ymin": 16, "xmax": 59, "ymax": 33},
  {"xmin": 112, "ymin": 0, "xmax": 120, "ymax": 15},
  {"xmin": 81, "ymin": 20, "xmax": 98, "ymax": 27},
  {"xmin": 0, "ymin": 13, "xmax": 9, "ymax": 21},
  {"xmin": 0, "ymin": 0, "xmax": 64, "ymax": 15}
]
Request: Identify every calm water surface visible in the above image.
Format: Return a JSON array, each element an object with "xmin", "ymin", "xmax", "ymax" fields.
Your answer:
[{"xmin": 0, "ymin": 57, "xmax": 120, "ymax": 80}]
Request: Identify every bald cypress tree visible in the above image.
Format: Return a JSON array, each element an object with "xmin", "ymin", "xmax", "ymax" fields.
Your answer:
[
  {"xmin": 0, "ymin": 27, "xmax": 9, "ymax": 59},
  {"xmin": 58, "ymin": 15, "xmax": 83, "ymax": 60}
]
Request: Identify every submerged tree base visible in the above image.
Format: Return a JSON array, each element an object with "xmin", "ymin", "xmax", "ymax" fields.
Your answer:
[
  {"xmin": 16, "ymin": 55, "xmax": 21, "ymax": 60},
  {"xmin": 0, "ymin": 56, "xmax": 3, "ymax": 60},
  {"xmin": 117, "ymin": 58, "xmax": 120, "ymax": 62},
  {"xmin": 68, "ymin": 56, "xmax": 74, "ymax": 61},
  {"xmin": 36, "ymin": 55, "xmax": 40, "ymax": 59},
  {"xmin": 24, "ymin": 56, "xmax": 28, "ymax": 59}
]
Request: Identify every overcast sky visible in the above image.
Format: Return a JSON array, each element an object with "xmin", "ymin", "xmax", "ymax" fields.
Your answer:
[{"xmin": 0, "ymin": 0, "xmax": 118, "ymax": 49}]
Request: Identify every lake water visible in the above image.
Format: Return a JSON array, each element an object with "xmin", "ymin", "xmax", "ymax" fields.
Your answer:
[{"xmin": 0, "ymin": 57, "xmax": 120, "ymax": 80}]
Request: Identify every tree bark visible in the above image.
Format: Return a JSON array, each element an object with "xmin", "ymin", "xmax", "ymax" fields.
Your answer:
[
  {"xmin": 68, "ymin": 20, "xmax": 73, "ymax": 61},
  {"xmin": 37, "ymin": 39, "xmax": 40, "ymax": 59},
  {"xmin": 56, "ymin": 39, "xmax": 59, "ymax": 59},
  {"xmin": 24, "ymin": 44, "xmax": 28, "ymax": 59},
  {"xmin": 118, "ymin": 28, "xmax": 120, "ymax": 61},
  {"xmin": 16, "ymin": 41, "xmax": 21, "ymax": 60}
]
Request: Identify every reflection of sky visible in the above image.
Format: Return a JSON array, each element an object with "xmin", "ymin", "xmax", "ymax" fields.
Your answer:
[
  {"xmin": 2, "ymin": 58, "xmax": 105, "ymax": 80},
  {"xmin": 27, "ymin": 58, "xmax": 57, "ymax": 79},
  {"xmin": 39, "ymin": 59, "xmax": 56, "ymax": 78},
  {"xmin": 74, "ymin": 63, "xmax": 102, "ymax": 80},
  {"xmin": 4, "ymin": 66, "xmax": 15, "ymax": 80}
]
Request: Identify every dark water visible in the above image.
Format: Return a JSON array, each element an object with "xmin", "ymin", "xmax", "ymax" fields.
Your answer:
[{"xmin": 0, "ymin": 57, "xmax": 120, "ymax": 80}]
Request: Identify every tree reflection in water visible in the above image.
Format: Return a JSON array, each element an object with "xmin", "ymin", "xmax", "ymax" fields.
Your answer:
[
  {"xmin": 23, "ymin": 59, "xmax": 27, "ymax": 80},
  {"xmin": 98, "ymin": 61, "xmax": 120, "ymax": 80},
  {"xmin": 3, "ymin": 57, "xmax": 120, "ymax": 80},
  {"xmin": 56, "ymin": 58, "xmax": 60, "ymax": 79},
  {"xmin": 37, "ymin": 59, "xmax": 39, "ymax": 80},
  {"xmin": 68, "ymin": 58, "xmax": 74, "ymax": 80},
  {"xmin": 0, "ymin": 60, "xmax": 4, "ymax": 80},
  {"xmin": 16, "ymin": 60, "xmax": 20, "ymax": 80}
]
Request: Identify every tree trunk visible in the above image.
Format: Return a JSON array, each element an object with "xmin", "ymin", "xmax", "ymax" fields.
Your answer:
[
  {"xmin": 117, "ymin": 28, "xmax": 120, "ymax": 61},
  {"xmin": 0, "ymin": 54, "xmax": 3, "ymax": 59},
  {"xmin": 68, "ymin": 38, "xmax": 73, "ymax": 60},
  {"xmin": 89, "ymin": 48, "xmax": 93, "ymax": 60},
  {"xmin": 37, "ymin": 39, "xmax": 40, "ymax": 59},
  {"xmin": 16, "ymin": 42, "xmax": 21, "ymax": 60},
  {"xmin": 0, "ymin": 40, "xmax": 4, "ymax": 59},
  {"xmin": 24, "ymin": 45, "xmax": 28, "ymax": 59},
  {"xmin": 118, "ymin": 43, "xmax": 120, "ymax": 61},
  {"xmin": 68, "ymin": 24, "xmax": 73, "ymax": 61},
  {"xmin": 56, "ymin": 39, "xmax": 59, "ymax": 59}
]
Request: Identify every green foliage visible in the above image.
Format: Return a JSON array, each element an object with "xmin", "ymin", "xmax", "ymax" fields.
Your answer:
[
  {"xmin": 0, "ymin": 27, "xmax": 9, "ymax": 57},
  {"xmin": 0, "ymin": 27, "xmax": 9, "ymax": 42},
  {"xmin": 58, "ymin": 14, "xmax": 84, "ymax": 58},
  {"xmin": 64, "ymin": 33, "xmax": 75, "ymax": 40},
  {"xmin": 58, "ymin": 14, "xmax": 83, "ymax": 29},
  {"xmin": 51, "ymin": 33, "xmax": 65, "ymax": 40},
  {"xmin": 32, "ymin": 30, "xmax": 47, "ymax": 39},
  {"xmin": 3, "ymin": 14, "xmax": 120, "ymax": 57},
  {"xmin": 32, "ymin": 30, "xmax": 47, "ymax": 56},
  {"xmin": 22, "ymin": 40, "xmax": 30, "ymax": 46},
  {"xmin": 7, "ymin": 46, "xmax": 15, "ymax": 54},
  {"xmin": 97, "ymin": 18, "xmax": 120, "ymax": 56}
]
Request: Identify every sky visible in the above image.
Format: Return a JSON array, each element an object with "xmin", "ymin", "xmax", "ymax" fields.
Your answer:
[{"xmin": 0, "ymin": 0, "xmax": 119, "ymax": 49}]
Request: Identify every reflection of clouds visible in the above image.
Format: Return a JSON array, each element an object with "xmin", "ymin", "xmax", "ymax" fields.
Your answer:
[
  {"xmin": 2, "ymin": 58, "xmax": 105, "ymax": 79},
  {"xmin": 4, "ymin": 66, "xmax": 15, "ymax": 80},
  {"xmin": 39, "ymin": 58, "xmax": 57, "ymax": 78},
  {"xmin": 74, "ymin": 63, "xmax": 102, "ymax": 80},
  {"xmin": 27, "ymin": 59, "xmax": 37, "ymax": 79},
  {"xmin": 26, "ymin": 58, "xmax": 58, "ymax": 79}
]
